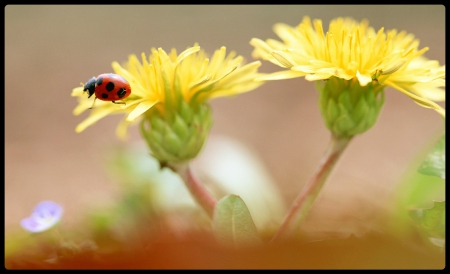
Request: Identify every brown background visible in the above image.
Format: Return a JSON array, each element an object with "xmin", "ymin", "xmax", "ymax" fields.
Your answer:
[{"xmin": 5, "ymin": 5, "xmax": 445, "ymax": 235}]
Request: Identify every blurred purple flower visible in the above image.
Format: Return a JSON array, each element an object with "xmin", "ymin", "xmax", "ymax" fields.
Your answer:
[{"xmin": 21, "ymin": 201, "xmax": 63, "ymax": 233}]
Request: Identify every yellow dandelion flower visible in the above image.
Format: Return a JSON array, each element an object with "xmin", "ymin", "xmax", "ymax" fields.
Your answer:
[
  {"xmin": 250, "ymin": 17, "xmax": 445, "ymax": 118},
  {"xmin": 72, "ymin": 44, "xmax": 265, "ymax": 163},
  {"xmin": 72, "ymin": 44, "xmax": 264, "ymax": 137}
]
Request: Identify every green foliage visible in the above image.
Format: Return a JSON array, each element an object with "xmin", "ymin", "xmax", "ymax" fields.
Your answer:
[
  {"xmin": 418, "ymin": 133, "xmax": 445, "ymax": 180},
  {"xmin": 83, "ymin": 145, "xmax": 163, "ymax": 244},
  {"xmin": 414, "ymin": 132, "xmax": 445, "ymax": 246},
  {"xmin": 392, "ymin": 131, "xmax": 446, "ymax": 249},
  {"xmin": 410, "ymin": 201, "xmax": 445, "ymax": 239},
  {"xmin": 409, "ymin": 201, "xmax": 445, "ymax": 249},
  {"xmin": 401, "ymin": 173, "xmax": 445, "ymax": 210},
  {"xmin": 212, "ymin": 194, "xmax": 262, "ymax": 248}
]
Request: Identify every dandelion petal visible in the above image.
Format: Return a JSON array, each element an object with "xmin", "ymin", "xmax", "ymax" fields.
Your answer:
[
  {"xmin": 126, "ymin": 100, "xmax": 158, "ymax": 121},
  {"xmin": 256, "ymin": 70, "xmax": 306, "ymax": 81}
]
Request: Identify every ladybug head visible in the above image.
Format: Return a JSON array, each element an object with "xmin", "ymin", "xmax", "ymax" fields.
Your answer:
[{"xmin": 83, "ymin": 77, "xmax": 97, "ymax": 98}]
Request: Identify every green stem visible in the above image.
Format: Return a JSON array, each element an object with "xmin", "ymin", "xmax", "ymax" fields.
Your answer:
[
  {"xmin": 271, "ymin": 135, "xmax": 352, "ymax": 243},
  {"xmin": 172, "ymin": 163, "xmax": 217, "ymax": 219}
]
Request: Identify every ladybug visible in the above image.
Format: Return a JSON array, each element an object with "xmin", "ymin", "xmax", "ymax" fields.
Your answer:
[{"xmin": 83, "ymin": 73, "xmax": 131, "ymax": 108}]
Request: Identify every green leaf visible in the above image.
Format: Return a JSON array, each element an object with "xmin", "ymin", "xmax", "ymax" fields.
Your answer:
[
  {"xmin": 410, "ymin": 201, "xmax": 445, "ymax": 239},
  {"xmin": 212, "ymin": 194, "xmax": 262, "ymax": 248},
  {"xmin": 418, "ymin": 133, "xmax": 445, "ymax": 179}
]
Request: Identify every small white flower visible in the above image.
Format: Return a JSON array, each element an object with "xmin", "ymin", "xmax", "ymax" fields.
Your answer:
[{"xmin": 21, "ymin": 201, "xmax": 63, "ymax": 233}]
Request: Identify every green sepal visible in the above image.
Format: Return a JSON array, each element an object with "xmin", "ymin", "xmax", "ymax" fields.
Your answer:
[
  {"xmin": 318, "ymin": 77, "xmax": 385, "ymax": 138},
  {"xmin": 140, "ymin": 102, "xmax": 213, "ymax": 164}
]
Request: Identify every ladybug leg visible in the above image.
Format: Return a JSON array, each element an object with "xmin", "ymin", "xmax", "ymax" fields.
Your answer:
[
  {"xmin": 112, "ymin": 101, "xmax": 126, "ymax": 106},
  {"xmin": 89, "ymin": 97, "xmax": 97, "ymax": 109}
]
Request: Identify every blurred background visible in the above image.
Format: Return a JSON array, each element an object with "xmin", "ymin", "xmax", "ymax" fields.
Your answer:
[{"xmin": 5, "ymin": 5, "xmax": 445, "ymax": 236}]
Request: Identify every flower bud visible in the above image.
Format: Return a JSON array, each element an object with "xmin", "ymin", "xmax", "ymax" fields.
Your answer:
[
  {"xmin": 140, "ymin": 100, "xmax": 213, "ymax": 165},
  {"xmin": 318, "ymin": 77, "xmax": 385, "ymax": 138}
]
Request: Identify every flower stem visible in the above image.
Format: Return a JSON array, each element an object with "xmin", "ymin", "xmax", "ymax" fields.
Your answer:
[
  {"xmin": 172, "ymin": 163, "xmax": 217, "ymax": 219},
  {"xmin": 271, "ymin": 135, "xmax": 352, "ymax": 243}
]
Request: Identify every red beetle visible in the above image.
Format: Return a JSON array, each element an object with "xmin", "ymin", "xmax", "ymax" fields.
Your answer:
[{"xmin": 83, "ymin": 73, "xmax": 131, "ymax": 108}]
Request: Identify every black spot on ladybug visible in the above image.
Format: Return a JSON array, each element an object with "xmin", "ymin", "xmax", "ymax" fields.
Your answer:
[
  {"xmin": 106, "ymin": 82, "xmax": 115, "ymax": 92},
  {"xmin": 101, "ymin": 93, "xmax": 109, "ymax": 99},
  {"xmin": 117, "ymin": 88, "xmax": 127, "ymax": 98},
  {"xmin": 96, "ymin": 77, "xmax": 103, "ymax": 86}
]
